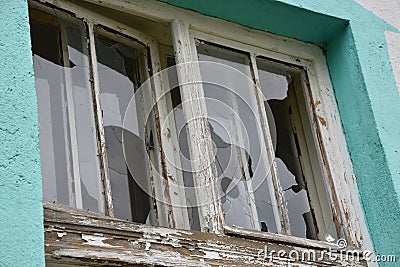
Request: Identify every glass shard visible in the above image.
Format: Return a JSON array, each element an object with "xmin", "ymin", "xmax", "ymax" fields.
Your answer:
[
  {"xmin": 95, "ymin": 32, "xmax": 152, "ymax": 223},
  {"xmin": 197, "ymin": 42, "xmax": 278, "ymax": 232},
  {"xmin": 31, "ymin": 11, "xmax": 103, "ymax": 213},
  {"xmin": 257, "ymin": 58, "xmax": 318, "ymax": 239}
]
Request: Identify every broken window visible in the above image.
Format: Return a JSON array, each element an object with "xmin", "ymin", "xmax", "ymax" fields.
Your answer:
[
  {"xmin": 257, "ymin": 58, "xmax": 318, "ymax": 239},
  {"xmin": 31, "ymin": 8, "xmax": 156, "ymax": 224},
  {"xmin": 95, "ymin": 31, "xmax": 153, "ymax": 223},
  {"xmin": 197, "ymin": 43, "xmax": 278, "ymax": 233},
  {"xmin": 31, "ymin": 9, "xmax": 104, "ymax": 213},
  {"xmin": 194, "ymin": 41, "xmax": 337, "ymax": 240},
  {"xmin": 31, "ymin": 2, "xmax": 339, "ymax": 240},
  {"xmin": 31, "ymin": 3, "xmax": 364, "ymax": 265}
]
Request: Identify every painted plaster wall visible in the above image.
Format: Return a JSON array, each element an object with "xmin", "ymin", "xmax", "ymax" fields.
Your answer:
[
  {"xmin": 0, "ymin": 0, "xmax": 398, "ymax": 266},
  {"xmin": 159, "ymin": 0, "xmax": 400, "ymax": 265},
  {"xmin": 0, "ymin": 0, "xmax": 45, "ymax": 266},
  {"xmin": 356, "ymin": 1, "xmax": 400, "ymax": 97}
]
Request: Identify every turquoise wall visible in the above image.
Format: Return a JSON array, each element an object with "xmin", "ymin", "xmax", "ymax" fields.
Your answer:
[
  {"xmin": 0, "ymin": 0, "xmax": 398, "ymax": 266},
  {"xmin": 0, "ymin": 0, "xmax": 45, "ymax": 266},
  {"xmin": 159, "ymin": 0, "xmax": 400, "ymax": 265}
]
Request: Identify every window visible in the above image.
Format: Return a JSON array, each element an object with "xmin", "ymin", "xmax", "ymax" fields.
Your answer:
[
  {"xmin": 31, "ymin": 9, "xmax": 105, "ymax": 213},
  {"xmin": 31, "ymin": 0, "xmax": 366, "ymax": 266},
  {"xmin": 195, "ymin": 41, "xmax": 334, "ymax": 240},
  {"xmin": 31, "ymin": 7, "xmax": 158, "ymax": 223}
]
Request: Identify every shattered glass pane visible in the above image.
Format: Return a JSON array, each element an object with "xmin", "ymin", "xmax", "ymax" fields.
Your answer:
[
  {"xmin": 197, "ymin": 43, "xmax": 278, "ymax": 232},
  {"xmin": 257, "ymin": 58, "xmax": 318, "ymax": 239},
  {"xmin": 31, "ymin": 11, "xmax": 103, "ymax": 213},
  {"xmin": 95, "ymin": 33, "xmax": 153, "ymax": 223}
]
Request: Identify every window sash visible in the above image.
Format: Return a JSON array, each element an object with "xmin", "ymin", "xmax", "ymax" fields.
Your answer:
[
  {"xmin": 31, "ymin": 7, "xmax": 105, "ymax": 213},
  {"xmin": 86, "ymin": 20, "xmax": 159, "ymax": 220},
  {"xmin": 184, "ymin": 32, "xmax": 291, "ymax": 235},
  {"xmin": 184, "ymin": 29, "xmax": 341, "ymax": 238},
  {"xmin": 88, "ymin": 17, "xmax": 188, "ymax": 226}
]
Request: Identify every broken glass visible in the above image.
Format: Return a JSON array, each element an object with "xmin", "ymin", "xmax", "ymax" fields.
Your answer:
[
  {"xmin": 31, "ymin": 11, "xmax": 103, "ymax": 213},
  {"xmin": 95, "ymin": 32, "xmax": 153, "ymax": 223},
  {"xmin": 197, "ymin": 42, "xmax": 278, "ymax": 232},
  {"xmin": 257, "ymin": 58, "xmax": 318, "ymax": 239}
]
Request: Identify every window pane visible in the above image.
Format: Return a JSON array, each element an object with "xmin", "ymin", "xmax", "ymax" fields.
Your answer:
[
  {"xmin": 256, "ymin": 58, "xmax": 318, "ymax": 239},
  {"xmin": 197, "ymin": 43, "xmax": 278, "ymax": 232},
  {"xmin": 31, "ymin": 11, "xmax": 103, "ymax": 213},
  {"xmin": 95, "ymin": 32, "xmax": 153, "ymax": 223}
]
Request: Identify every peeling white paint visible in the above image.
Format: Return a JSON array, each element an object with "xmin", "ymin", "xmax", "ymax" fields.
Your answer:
[
  {"xmin": 161, "ymin": 236, "xmax": 182, "ymax": 248},
  {"xmin": 385, "ymin": 30, "xmax": 400, "ymax": 95},
  {"xmin": 81, "ymin": 234, "xmax": 116, "ymax": 248},
  {"xmin": 202, "ymin": 251, "xmax": 222, "ymax": 260},
  {"xmin": 142, "ymin": 226, "xmax": 192, "ymax": 237},
  {"xmin": 56, "ymin": 232, "xmax": 66, "ymax": 238},
  {"xmin": 54, "ymin": 248, "xmax": 210, "ymax": 266},
  {"xmin": 45, "ymin": 203, "xmax": 365, "ymax": 266}
]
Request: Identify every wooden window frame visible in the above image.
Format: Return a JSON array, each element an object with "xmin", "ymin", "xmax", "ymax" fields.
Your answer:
[{"xmin": 31, "ymin": 0, "xmax": 370, "ymax": 265}]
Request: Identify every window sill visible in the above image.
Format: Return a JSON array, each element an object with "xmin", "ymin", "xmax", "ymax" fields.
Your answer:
[
  {"xmin": 224, "ymin": 225, "xmax": 341, "ymax": 250},
  {"xmin": 44, "ymin": 202, "xmax": 366, "ymax": 266}
]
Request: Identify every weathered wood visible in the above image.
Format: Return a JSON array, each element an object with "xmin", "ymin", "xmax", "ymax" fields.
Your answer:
[
  {"xmin": 223, "ymin": 225, "xmax": 347, "ymax": 250},
  {"xmin": 147, "ymin": 38, "xmax": 191, "ymax": 229},
  {"xmin": 249, "ymin": 53, "xmax": 289, "ymax": 235},
  {"xmin": 44, "ymin": 203, "xmax": 367, "ymax": 266},
  {"xmin": 86, "ymin": 20, "xmax": 114, "ymax": 216},
  {"xmin": 305, "ymin": 54, "xmax": 369, "ymax": 249},
  {"xmin": 171, "ymin": 20, "xmax": 223, "ymax": 233}
]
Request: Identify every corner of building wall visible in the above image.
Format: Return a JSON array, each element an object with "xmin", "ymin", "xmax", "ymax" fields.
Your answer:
[
  {"xmin": 0, "ymin": 1, "xmax": 45, "ymax": 266},
  {"xmin": 326, "ymin": 23, "xmax": 400, "ymax": 266}
]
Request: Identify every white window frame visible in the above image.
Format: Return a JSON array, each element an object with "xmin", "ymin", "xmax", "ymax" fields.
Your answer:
[
  {"xmin": 184, "ymin": 28, "xmax": 339, "ymax": 238},
  {"xmin": 30, "ymin": 0, "xmax": 194, "ymax": 229},
  {"xmin": 170, "ymin": 18, "xmax": 367, "ymax": 246},
  {"xmin": 31, "ymin": 0, "xmax": 371, "ymax": 265}
]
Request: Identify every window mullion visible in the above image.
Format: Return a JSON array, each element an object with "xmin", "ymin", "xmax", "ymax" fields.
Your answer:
[
  {"xmin": 249, "ymin": 53, "xmax": 290, "ymax": 235},
  {"xmin": 287, "ymin": 79, "xmax": 328, "ymax": 238},
  {"xmin": 171, "ymin": 20, "xmax": 224, "ymax": 233},
  {"xmin": 59, "ymin": 21, "xmax": 83, "ymax": 209},
  {"xmin": 86, "ymin": 19, "xmax": 114, "ymax": 217},
  {"xmin": 135, "ymin": 49, "xmax": 170, "ymax": 228},
  {"xmin": 146, "ymin": 39, "xmax": 191, "ymax": 229}
]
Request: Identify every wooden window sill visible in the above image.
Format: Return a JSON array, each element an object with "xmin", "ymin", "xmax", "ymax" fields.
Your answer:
[{"xmin": 44, "ymin": 202, "xmax": 366, "ymax": 266}]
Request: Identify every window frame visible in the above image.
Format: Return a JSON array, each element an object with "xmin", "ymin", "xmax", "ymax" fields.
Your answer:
[
  {"xmin": 176, "ymin": 26, "xmax": 350, "ymax": 240},
  {"xmin": 191, "ymin": 34, "xmax": 336, "ymax": 238},
  {"xmin": 31, "ymin": 0, "xmax": 369, "ymax": 265},
  {"xmin": 89, "ymin": 23, "xmax": 157, "ymax": 220},
  {"xmin": 30, "ymin": 0, "xmax": 192, "ymax": 228}
]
